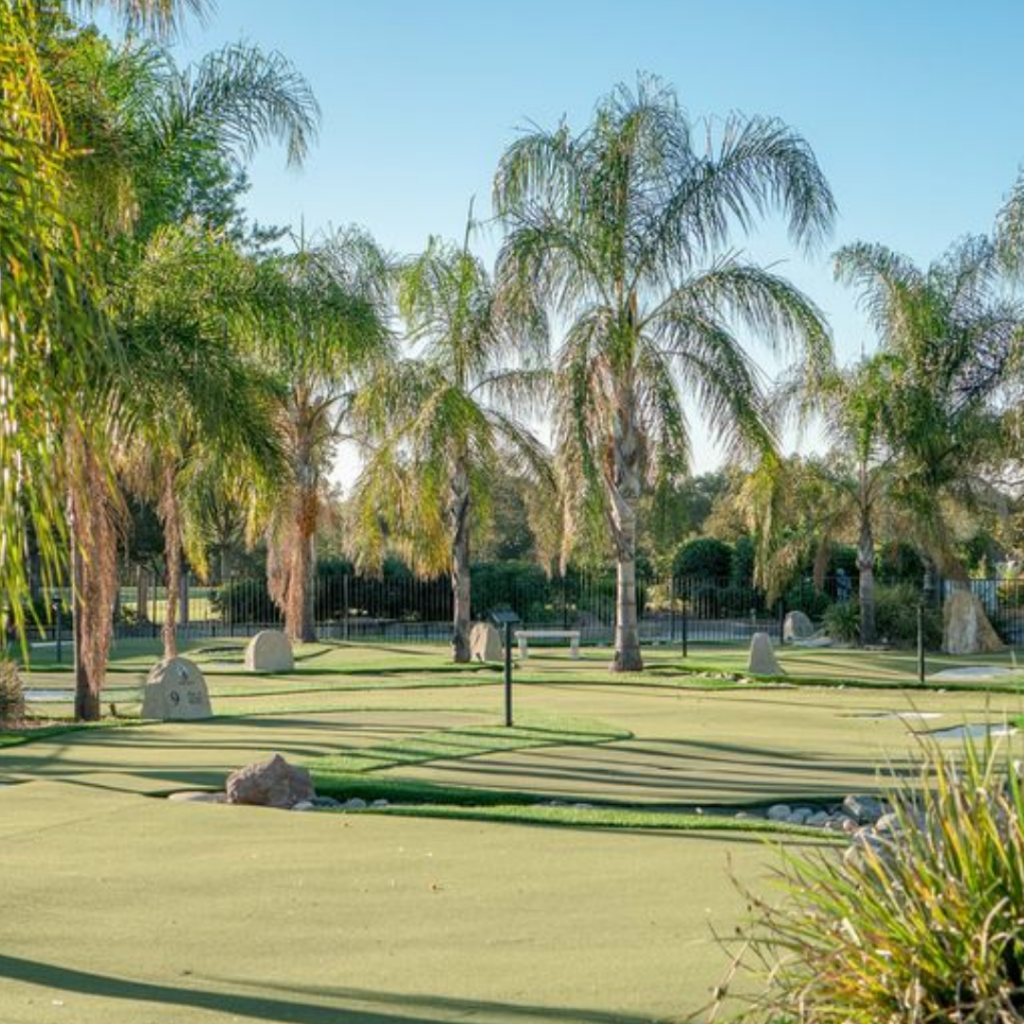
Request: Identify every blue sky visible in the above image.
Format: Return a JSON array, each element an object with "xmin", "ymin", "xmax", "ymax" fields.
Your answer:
[{"xmin": 160, "ymin": 0, "xmax": 1023, "ymax": 477}]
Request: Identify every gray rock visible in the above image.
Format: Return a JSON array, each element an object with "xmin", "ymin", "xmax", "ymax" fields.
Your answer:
[
  {"xmin": 843, "ymin": 794, "xmax": 885, "ymax": 824},
  {"xmin": 806, "ymin": 811, "xmax": 830, "ymax": 827},
  {"xmin": 313, "ymin": 796, "xmax": 340, "ymax": 808},
  {"xmin": 291, "ymin": 800, "xmax": 316, "ymax": 812},
  {"xmin": 343, "ymin": 797, "xmax": 368, "ymax": 810},
  {"xmin": 371, "ymin": 799, "xmax": 389, "ymax": 808},
  {"xmin": 943, "ymin": 589, "xmax": 1005, "ymax": 655},
  {"xmin": 748, "ymin": 632, "xmax": 784, "ymax": 675},
  {"xmin": 875, "ymin": 812, "xmax": 902, "ymax": 834},
  {"xmin": 783, "ymin": 610, "xmax": 815, "ymax": 642},
  {"xmin": 787, "ymin": 807, "xmax": 814, "ymax": 825},
  {"xmin": 226, "ymin": 753, "xmax": 315, "ymax": 809},
  {"xmin": 766, "ymin": 803, "xmax": 792, "ymax": 821},
  {"xmin": 839, "ymin": 816, "xmax": 860, "ymax": 835}
]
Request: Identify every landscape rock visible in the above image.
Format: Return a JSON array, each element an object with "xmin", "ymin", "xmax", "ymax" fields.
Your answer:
[
  {"xmin": 783, "ymin": 610, "xmax": 815, "ymax": 643},
  {"xmin": 943, "ymin": 590, "xmax": 1005, "ymax": 655},
  {"xmin": 371, "ymin": 799, "xmax": 389, "ymax": 808},
  {"xmin": 343, "ymin": 797, "xmax": 367, "ymax": 810},
  {"xmin": 312, "ymin": 796, "xmax": 341, "ymax": 808},
  {"xmin": 244, "ymin": 630, "xmax": 294, "ymax": 673},
  {"xmin": 843, "ymin": 793, "xmax": 885, "ymax": 824},
  {"xmin": 291, "ymin": 800, "xmax": 316, "ymax": 812},
  {"xmin": 766, "ymin": 803, "xmax": 792, "ymax": 821},
  {"xmin": 875, "ymin": 812, "xmax": 902, "ymax": 835},
  {"xmin": 141, "ymin": 657, "xmax": 212, "ymax": 721},
  {"xmin": 806, "ymin": 810, "xmax": 830, "ymax": 827},
  {"xmin": 748, "ymin": 632, "xmax": 784, "ymax": 675},
  {"xmin": 225, "ymin": 753, "xmax": 315, "ymax": 809},
  {"xmin": 469, "ymin": 622, "xmax": 504, "ymax": 663}
]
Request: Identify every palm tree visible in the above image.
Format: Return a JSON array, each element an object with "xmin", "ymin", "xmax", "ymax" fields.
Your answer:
[
  {"xmin": 772, "ymin": 355, "xmax": 900, "ymax": 643},
  {"xmin": 51, "ymin": 30, "xmax": 319, "ymax": 717},
  {"xmin": 252, "ymin": 229, "xmax": 393, "ymax": 643},
  {"xmin": 351, "ymin": 227, "xmax": 551, "ymax": 662},
  {"xmin": 493, "ymin": 76, "xmax": 835, "ymax": 671},
  {"xmin": 118, "ymin": 226, "xmax": 283, "ymax": 662},
  {"xmin": 835, "ymin": 237, "xmax": 1022, "ymax": 593}
]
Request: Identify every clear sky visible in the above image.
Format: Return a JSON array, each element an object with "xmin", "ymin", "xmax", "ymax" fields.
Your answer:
[{"xmin": 159, "ymin": 0, "xmax": 1023, "ymax": 480}]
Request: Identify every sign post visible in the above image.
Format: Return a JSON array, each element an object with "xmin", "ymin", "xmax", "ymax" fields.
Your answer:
[{"xmin": 489, "ymin": 610, "xmax": 521, "ymax": 728}]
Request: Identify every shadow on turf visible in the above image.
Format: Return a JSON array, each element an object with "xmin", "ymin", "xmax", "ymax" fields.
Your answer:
[{"xmin": 0, "ymin": 954, "xmax": 651, "ymax": 1023}]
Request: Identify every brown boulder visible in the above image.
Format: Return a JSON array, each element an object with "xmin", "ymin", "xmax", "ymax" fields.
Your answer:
[
  {"xmin": 942, "ymin": 589, "xmax": 1004, "ymax": 655},
  {"xmin": 226, "ymin": 753, "xmax": 315, "ymax": 809}
]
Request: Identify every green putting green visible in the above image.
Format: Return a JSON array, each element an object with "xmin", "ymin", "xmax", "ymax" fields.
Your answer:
[
  {"xmin": 0, "ymin": 780, "xmax": 781, "ymax": 1024},
  {"xmin": 4, "ymin": 642, "xmax": 1024, "ymax": 1023}
]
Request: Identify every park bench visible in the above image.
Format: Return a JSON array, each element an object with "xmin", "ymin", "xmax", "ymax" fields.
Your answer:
[{"xmin": 514, "ymin": 629, "xmax": 581, "ymax": 659}]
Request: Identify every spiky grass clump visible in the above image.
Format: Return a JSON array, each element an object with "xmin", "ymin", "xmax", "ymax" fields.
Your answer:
[
  {"xmin": 0, "ymin": 659, "xmax": 25, "ymax": 725},
  {"xmin": 719, "ymin": 737, "xmax": 1024, "ymax": 1023}
]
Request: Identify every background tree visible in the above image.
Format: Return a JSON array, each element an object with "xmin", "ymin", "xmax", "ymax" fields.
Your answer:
[
  {"xmin": 493, "ymin": 76, "xmax": 835, "ymax": 671},
  {"xmin": 45, "ymin": 22, "xmax": 319, "ymax": 717},
  {"xmin": 253, "ymin": 229, "xmax": 393, "ymax": 642},
  {"xmin": 835, "ymin": 237, "xmax": 1022, "ymax": 592},
  {"xmin": 351, "ymin": 231, "xmax": 551, "ymax": 662}
]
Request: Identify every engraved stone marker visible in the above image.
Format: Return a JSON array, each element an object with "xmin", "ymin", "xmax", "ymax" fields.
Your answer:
[{"xmin": 141, "ymin": 657, "xmax": 212, "ymax": 720}]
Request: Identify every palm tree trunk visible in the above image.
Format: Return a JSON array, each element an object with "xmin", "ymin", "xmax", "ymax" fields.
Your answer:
[
  {"xmin": 607, "ymin": 384, "xmax": 643, "ymax": 673},
  {"xmin": 857, "ymin": 508, "xmax": 876, "ymax": 646},
  {"xmin": 450, "ymin": 464, "xmax": 472, "ymax": 663},
  {"xmin": 160, "ymin": 466, "xmax": 180, "ymax": 660},
  {"xmin": 67, "ymin": 431, "xmax": 117, "ymax": 722},
  {"xmin": 285, "ymin": 476, "xmax": 317, "ymax": 643}
]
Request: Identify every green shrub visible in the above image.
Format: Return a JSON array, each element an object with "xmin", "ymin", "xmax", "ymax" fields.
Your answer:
[
  {"xmin": 822, "ymin": 600, "xmax": 859, "ymax": 642},
  {"xmin": 673, "ymin": 537, "xmax": 732, "ymax": 580},
  {"xmin": 875, "ymin": 583, "xmax": 940, "ymax": 647},
  {"xmin": 782, "ymin": 581, "xmax": 831, "ymax": 619},
  {"xmin": 721, "ymin": 737, "xmax": 1024, "ymax": 1024}
]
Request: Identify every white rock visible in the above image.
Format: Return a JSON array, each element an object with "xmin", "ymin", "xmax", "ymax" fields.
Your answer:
[
  {"xmin": 244, "ymin": 630, "xmax": 294, "ymax": 673},
  {"xmin": 142, "ymin": 657, "xmax": 212, "ymax": 721},
  {"xmin": 168, "ymin": 791, "xmax": 224, "ymax": 803},
  {"xmin": 291, "ymin": 800, "xmax": 316, "ymax": 812}
]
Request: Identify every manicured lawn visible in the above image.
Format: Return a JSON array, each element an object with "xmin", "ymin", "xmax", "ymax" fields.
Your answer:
[{"xmin": 3, "ymin": 641, "xmax": 1022, "ymax": 1022}]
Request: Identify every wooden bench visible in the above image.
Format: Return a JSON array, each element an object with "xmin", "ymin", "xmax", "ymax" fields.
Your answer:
[{"xmin": 514, "ymin": 629, "xmax": 581, "ymax": 659}]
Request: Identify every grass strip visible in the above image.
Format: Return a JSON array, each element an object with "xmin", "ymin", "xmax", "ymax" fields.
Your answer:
[{"xmin": 341, "ymin": 801, "xmax": 843, "ymax": 839}]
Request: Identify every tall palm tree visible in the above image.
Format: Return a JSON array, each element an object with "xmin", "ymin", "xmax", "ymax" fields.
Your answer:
[
  {"xmin": 834, "ymin": 237, "xmax": 1022, "ymax": 590},
  {"xmin": 351, "ymin": 228, "xmax": 551, "ymax": 662},
  {"xmin": 493, "ymin": 77, "xmax": 835, "ymax": 671},
  {"xmin": 252, "ymin": 229, "xmax": 393, "ymax": 642},
  {"xmin": 772, "ymin": 354, "xmax": 899, "ymax": 643},
  {"xmin": 51, "ymin": 30, "xmax": 319, "ymax": 718},
  {"xmin": 118, "ymin": 226, "xmax": 283, "ymax": 662}
]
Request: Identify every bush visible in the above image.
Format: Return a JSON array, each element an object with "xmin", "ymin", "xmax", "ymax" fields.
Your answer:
[
  {"xmin": 782, "ymin": 580, "xmax": 832, "ymax": 619},
  {"xmin": 822, "ymin": 600, "xmax": 859, "ymax": 643},
  {"xmin": 820, "ymin": 584, "xmax": 941, "ymax": 647},
  {"xmin": 875, "ymin": 583, "xmax": 940, "ymax": 647},
  {"xmin": 722, "ymin": 738, "xmax": 1024, "ymax": 1024},
  {"xmin": 471, "ymin": 561, "xmax": 552, "ymax": 622},
  {"xmin": 673, "ymin": 537, "xmax": 732, "ymax": 580}
]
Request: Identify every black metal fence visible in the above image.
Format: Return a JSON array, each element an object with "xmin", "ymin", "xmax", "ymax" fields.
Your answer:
[{"xmin": 27, "ymin": 568, "xmax": 1024, "ymax": 649}]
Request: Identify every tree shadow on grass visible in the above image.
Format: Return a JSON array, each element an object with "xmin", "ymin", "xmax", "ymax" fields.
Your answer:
[{"xmin": 0, "ymin": 954, "xmax": 650, "ymax": 1024}]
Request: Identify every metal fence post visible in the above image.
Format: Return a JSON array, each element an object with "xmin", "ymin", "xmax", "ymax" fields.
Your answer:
[
  {"xmin": 681, "ymin": 587, "xmax": 688, "ymax": 659},
  {"xmin": 917, "ymin": 603, "xmax": 926, "ymax": 684}
]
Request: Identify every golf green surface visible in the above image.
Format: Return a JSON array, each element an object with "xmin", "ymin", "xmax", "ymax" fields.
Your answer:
[{"xmin": 3, "ymin": 640, "xmax": 1023, "ymax": 1022}]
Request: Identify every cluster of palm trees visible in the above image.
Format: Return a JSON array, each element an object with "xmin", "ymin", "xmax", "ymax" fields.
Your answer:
[{"xmin": 8, "ymin": 2, "xmax": 1023, "ymax": 720}]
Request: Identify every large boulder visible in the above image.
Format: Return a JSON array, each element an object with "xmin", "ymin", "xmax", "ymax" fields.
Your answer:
[
  {"xmin": 226, "ymin": 753, "xmax": 315, "ymax": 809},
  {"xmin": 141, "ymin": 657, "xmax": 212, "ymax": 720},
  {"xmin": 244, "ymin": 629, "xmax": 294, "ymax": 673},
  {"xmin": 783, "ymin": 610, "xmax": 815, "ymax": 643},
  {"xmin": 943, "ymin": 590, "xmax": 1004, "ymax": 655},
  {"xmin": 470, "ymin": 622, "xmax": 503, "ymax": 663},
  {"xmin": 748, "ymin": 632, "xmax": 784, "ymax": 675}
]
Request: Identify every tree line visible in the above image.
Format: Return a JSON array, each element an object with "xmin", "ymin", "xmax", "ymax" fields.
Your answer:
[{"xmin": 5, "ymin": 0, "xmax": 1024, "ymax": 719}]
